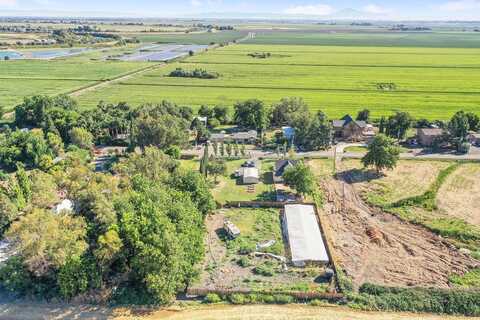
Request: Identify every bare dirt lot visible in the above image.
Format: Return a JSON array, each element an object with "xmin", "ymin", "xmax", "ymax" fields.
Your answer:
[
  {"xmin": 0, "ymin": 303, "xmax": 477, "ymax": 320},
  {"xmin": 437, "ymin": 163, "xmax": 480, "ymax": 226},
  {"xmin": 320, "ymin": 163, "xmax": 479, "ymax": 289}
]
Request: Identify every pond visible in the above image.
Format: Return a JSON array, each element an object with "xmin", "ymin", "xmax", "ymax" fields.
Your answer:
[
  {"xmin": 0, "ymin": 48, "xmax": 92, "ymax": 60},
  {"xmin": 0, "ymin": 51, "xmax": 23, "ymax": 60},
  {"xmin": 118, "ymin": 44, "xmax": 208, "ymax": 62}
]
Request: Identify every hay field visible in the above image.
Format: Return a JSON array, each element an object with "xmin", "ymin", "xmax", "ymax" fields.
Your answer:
[
  {"xmin": 437, "ymin": 163, "xmax": 480, "ymax": 226},
  {"xmin": 75, "ymin": 44, "xmax": 480, "ymax": 119},
  {"xmin": 340, "ymin": 159, "xmax": 451, "ymax": 204}
]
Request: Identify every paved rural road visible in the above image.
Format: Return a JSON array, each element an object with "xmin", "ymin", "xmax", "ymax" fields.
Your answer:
[
  {"xmin": 69, "ymin": 63, "xmax": 165, "ymax": 97},
  {"xmin": 184, "ymin": 143, "xmax": 480, "ymax": 161}
]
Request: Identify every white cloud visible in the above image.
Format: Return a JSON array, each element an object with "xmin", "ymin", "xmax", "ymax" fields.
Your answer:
[
  {"xmin": 284, "ymin": 4, "xmax": 335, "ymax": 16},
  {"xmin": 0, "ymin": 0, "xmax": 17, "ymax": 7},
  {"xmin": 363, "ymin": 4, "xmax": 391, "ymax": 14},
  {"xmin": 439, "ymin": 0, "xmax": 480, "ymax": 11}
]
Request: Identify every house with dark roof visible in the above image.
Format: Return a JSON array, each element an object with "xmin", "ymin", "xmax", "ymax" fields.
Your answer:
[
  {"xmin": 274, "ymin": 159, "xmax": 298, "ymax": 183},
  {"xmin": 332, "ymin": 115, "xmax": 374, "ymax": 141}
]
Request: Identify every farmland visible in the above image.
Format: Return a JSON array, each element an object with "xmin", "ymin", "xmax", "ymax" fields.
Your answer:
[
  {"xmin": 75, "ymin": 44, "xmax": 480, "ymax": 120},
  {"xmin": 0, "ymin": 53, "xmax": 153, "ymax": 109},
  {"xmin": 245, "ymin": 31, "xmax": 480, "ymax": 48}
]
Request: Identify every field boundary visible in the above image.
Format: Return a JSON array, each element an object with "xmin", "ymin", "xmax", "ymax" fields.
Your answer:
[
  {"xmin": 115, "ymin": 82, "xmax": 480, "ymax": 96},
  {"xmin": 68, "ymin": 63, "xmax": 165, "ymax": 97},
  {"xmin": 180, "ymin": 60, "xmax": 480, "ymax": 70}
]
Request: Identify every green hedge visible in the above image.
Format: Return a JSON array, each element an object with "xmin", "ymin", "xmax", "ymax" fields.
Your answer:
[{"xmin": 353, "ymin": 283, "xmax": 480, "ymax": 316}]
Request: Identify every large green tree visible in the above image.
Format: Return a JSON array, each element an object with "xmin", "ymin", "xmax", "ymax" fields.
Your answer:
[
  {"xmin": 292, "ymin": 110, "xmax": 332, "ymax": 151},
  {"xmin": 385, "ymin": 112, "xmax": 413, "ymax": 141},
  {"xmin": 449, "ymin": 111, "xmax": 470, "ymax": 140},
  {"xmin": 362, "ymin": 134, "xmax": 400, "ymax": 173},
  {"xmin": 233, "ymin": 99, "xmax": 269, "ymax": 131},
  {"xmin": 134, "ymin": 104, "xmax": 189, "ymax": 150},
  {"xmin": 283, "ymin": 162, "xmax": 315, "ymax": 197},
  {"xmin": 116, "ymin": 176, "xmax": 205, "ymax": 304},
  {"xmin": 270, "ymin": 97, "xmax": 309, "ymax": 127},
  {"xmin": 6, "ymin": 209, "xmax": 87, "ymax": 277}
]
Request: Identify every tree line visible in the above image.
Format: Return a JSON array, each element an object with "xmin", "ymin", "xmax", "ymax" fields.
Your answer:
[{"xmin": 0, "ymin": 95, "xmax": 218, "ymax": 304}]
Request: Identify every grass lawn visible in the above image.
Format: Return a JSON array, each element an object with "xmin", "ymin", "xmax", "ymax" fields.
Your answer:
[
  {"xmin": 223, "ymin": 208, "xmax": 284, "ymax": 256},
  {"xmin": 76, "ymin": 44, "xmax": 480, "ymax": 120},
  {"xmin": 344, "ymin": 146, "xmax": 368, "ymax": 153},
  {"xmin": 211, "ymin": 159, "xmax": 275, "ymax": 204},
  {"xmin": 180, "ymin": 158, "xmax": 275, "ymax": 204}
]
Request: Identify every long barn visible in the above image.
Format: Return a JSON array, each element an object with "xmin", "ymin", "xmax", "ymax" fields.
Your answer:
[{"xmin": 283, "ymin": 204, "xmax": 330, "ymax": 267}]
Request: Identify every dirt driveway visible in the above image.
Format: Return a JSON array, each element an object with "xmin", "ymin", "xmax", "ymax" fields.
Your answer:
[{"xmin": 0, "ymin": 303, "xmax": 477, "ymax": 320}]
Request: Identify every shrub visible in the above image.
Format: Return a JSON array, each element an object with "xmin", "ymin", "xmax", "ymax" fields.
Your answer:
[
  {"xmin": 254, "ymin": 263, "xmax": 275, "ymax": 277},
  {"xmin": 237, "ymin": 256, "xmax": 252, "ymax": 267},
  {"xmin": 229, "ymin": 293, "xmax": 247, "ymax": 304},
  {"xmin": 204, "ymin": 293, "xmax": 222, "ymax": 303},
  {"xmin": 261, "ymin": 294, "xmax": 275, "ymax": 303},
  {"xmin": 274, "ymin": 294, "xmax": 294, "ymax": 304},
  {"xmin": 310, "ymin": 299, "xmax": 327, "ymax": 306},
  {"xmin": 236, "ymin": 239, "xmax": 256, "ymax": 255},
  {"xmin": 357, "ymin": 283, "xmax": 480, "ymax": 316}
]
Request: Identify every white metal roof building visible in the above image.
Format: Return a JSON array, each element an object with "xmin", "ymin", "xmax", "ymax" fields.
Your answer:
[
  {"xmin": 241, "ymin": 167, "xmax": 260, "ymax": 184},
  {"xmin": 283, "ymin": 204, "xmax": 330, "ymax": 267}
]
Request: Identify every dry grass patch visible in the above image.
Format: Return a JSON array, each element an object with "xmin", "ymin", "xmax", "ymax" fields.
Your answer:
[
  {"xmin": 341, "ymin": 159, "xmax": 450, "ymax": 205},
  {"xmin": 437, "ymin": 163, "xmax": 480, "ymax": 226}
]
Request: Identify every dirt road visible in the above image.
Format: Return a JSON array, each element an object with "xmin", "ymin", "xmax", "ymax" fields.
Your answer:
[
  {"xmin": 69, "ymin": 63, "xmax": 164, "ymax": 97},
  {"xmin": 0, "ymin": 303, "xmax": 477, "ymax": 320}
]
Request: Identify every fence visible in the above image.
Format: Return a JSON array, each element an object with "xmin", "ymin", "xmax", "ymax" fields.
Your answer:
[
  {"xmin": 224, "ymin": 201, "xmax": 316, "ymax": 209},
  {"xmin": 187, "ymin": 287, "xmax": 344, "ymax": 302}
]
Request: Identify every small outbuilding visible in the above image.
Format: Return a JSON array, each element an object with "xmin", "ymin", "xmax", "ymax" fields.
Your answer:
[
  {"xmin": 417, "ymin": 128, "xmax": 444, "ymax": 147},
  {"xmin": 241, "ymin": 167, "xmax": 260, "ymax": 184},
  {"xmin": 282, "ymin": 204, "xmax": 330, "ymax": 267}
]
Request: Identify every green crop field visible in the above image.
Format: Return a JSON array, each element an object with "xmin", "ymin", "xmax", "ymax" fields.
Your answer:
[
  {"xmin": 0, "ymin": 51, "xmax": 152, "ymax": 109},
  {"xmin": 244, "ymin": 31, "xmax": 480, "ymax": 48},
  {"xmin": 75, "ymin": 44, "xmax": 480, "ymax": 120}
]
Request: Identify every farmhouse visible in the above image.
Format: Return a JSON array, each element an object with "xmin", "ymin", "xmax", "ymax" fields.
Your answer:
[
  {"xmin": 332, "ymin": 115, "xmax": 375, "ymax": 141},
  {"xmin": 418, "ymin": 128, "xmax": 444, "ymax": 147},
  {"xmin": 273, "ymin": 159, "xmax": 298, "ymax": 183},
  {"xmin": 282, "ymin": 204, "xmax": 330, "ymax": 267}
]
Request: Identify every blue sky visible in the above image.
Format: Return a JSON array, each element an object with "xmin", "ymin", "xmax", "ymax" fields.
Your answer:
[{"xmin": 0, "ymin": 0, "xmax": 479, "ymax": 19}]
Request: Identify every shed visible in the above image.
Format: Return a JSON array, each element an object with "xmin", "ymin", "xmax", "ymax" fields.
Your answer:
[
  {"xmin": 417, "ymin": 128, "xmax": 444, "ymax": 147},
  {"xmin": 283, "ymin": 204, "xmax": 330, "ymax": 267},
  {"xmin": 242, "ymin": 167, "xmax": 260, "ymax": 184}
]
